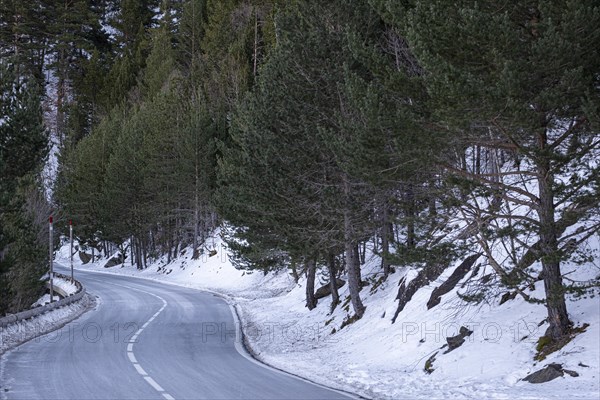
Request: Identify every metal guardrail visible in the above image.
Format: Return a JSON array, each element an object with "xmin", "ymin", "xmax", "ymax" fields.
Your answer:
[{"xmin": 0, "ymin": 274, "xmax": 86, "ymax": 328}]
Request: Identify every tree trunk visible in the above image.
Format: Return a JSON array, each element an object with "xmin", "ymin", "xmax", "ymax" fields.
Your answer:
[
  {"xmin": 429, "ymin": 185, "xmax": 437, "ymax": 216},
  {"xmin": 131, "ymin": 236, "xmax": 135, "ymax": 267},
  {"xmin": 253, "ymin": 7, "xmax": 259, "ymax": 78},
  {"xmin": 193, "ymin": 164, "xmax": 200, "ymax": 259},
  {"xmin": 328, "ymin": 252, "xmax": 339, "ymax": 311},
  {"xmin": 172, "ymin": 224, "xmax": 179, "ymax": 259},
  {"xmin": 56, "ymin": 41, "xmax": 67, "ymax": 147},
  {"xmin": 290, "ymin": 258, "xmax": 299, "ymax": 283},
  {"xmin": 305, "ymin": 256, "xmax": 317, "ymax": 310},
  {"xmin": 344, "ymin": 206, "xmax": 365, "ymax": 318},
  {"xmin": 142, "ymin": 237, "xmax": 148, "ymax": 269},
  {"xmin": 149, "ymin": 230, "xmax": 155, "ymax": 257},
  {"xmin": 139, "ymin": 239, "xmax": 143, "ymax": 268},
  {"xmin": 360, "ymin": 241, "xmax": 366, "ymax": 264},
  {"xmin": 353, "ymin": 244, "xmax": 362, "ymax": 283},
  {"xmin": 536, "ymin": 133, "xmax": 571, "ymax": 341},
  {"xmin": 406, "ymin": 184, "xmax": 416, "ymax": 249},
  {"xmin": 167, "ymin": 239, "xmax": 172, "ymax": 263},
  {"xmin": 135, "ymin": 238, "xmax": 140, "ymax": 269},
  {"xmin": 382, "ymin": 202, "xmax": 391, "ymax": 278}
]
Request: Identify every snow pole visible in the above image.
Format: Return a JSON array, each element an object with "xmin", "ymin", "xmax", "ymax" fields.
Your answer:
[
  {"xmin": 70, "ymin": 220, "xmax": 74, "ymax": 282},
  {"xmin": 49, "ymin": 215, "xmax": 54, "ymax": 303}
]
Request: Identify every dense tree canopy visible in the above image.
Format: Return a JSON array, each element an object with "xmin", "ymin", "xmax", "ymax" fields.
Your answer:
[
  {"xmin": 0, "ymin": 61, "xmax": 49, "ymax": 314},
  {"xmin": 1, "ymin": 0, "xmax": 598, "ymax": 348}
]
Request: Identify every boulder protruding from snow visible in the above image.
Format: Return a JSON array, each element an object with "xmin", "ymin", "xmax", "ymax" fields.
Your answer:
[
  {"xmin": 78, "ymin": 251, "xmax": 92, "ymax": 264},
  {"xmin": 103, "ymin": 254, "xmax": 124, "ymax": 268},
  {"xmin": 499, "ymin": 290, "xmax": 518, "ymax": 305},
  {"xmin": 444, "ymin": 326, "xmax": 473, "ymax": 353},
  {"xmin": 522, "ymin": 363, "xmax": 578, "ymax": 383},
  {"xmin": 424, "ymin": 351, "xmax": 438, "ymax": 374},
  {"xmin": 427, "ymin": 253, "xmax": 481, "ymax": 309},
  {"xmin": 391, "ymin": 259, "xmax": 450, "ymax": 323},
  {"xmin": 314, "ymin": 279, "xmax": 346, "ymax": 300}
]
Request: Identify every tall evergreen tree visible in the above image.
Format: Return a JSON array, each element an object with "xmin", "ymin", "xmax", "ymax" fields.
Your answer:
[
  {"xmin": 406, "ymin": 0, "xmax": 600, "ymax": 343},
  {"xmin": 0, "ymin": 0, "xmax": 52, "ymax": 82},
  {"xmin": 218, "ymin": 0, "xmax": 383, "ymax": 317},
  {"xmin": 178, "ymin": 0, "xmax": 207, "ymax": 80},
  {"xmin": 52, "ymin": 0, "xmax": 110, "ymax": 144},
  {"xmin": 56, "ymin": 107, "xmax": 126, "ymax": 249},
  {"xmin": 110, "ymin": 0, "xmax": 158, "ymax": 47},
  {"xmin": 342, "ymin": 1, "xmax": 451, "ymax": 279},
  {"xmin": 0, "ymin": 61, "xmax": 49, "ymax": 315},
  {"xmin": 141, "ymin": 15, "xmax": 176, "ymax": 99}
]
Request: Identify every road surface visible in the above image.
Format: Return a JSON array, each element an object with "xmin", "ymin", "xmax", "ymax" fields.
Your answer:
[{"xmin": 0, "ymin": 264, "xmax": 352, "ymax": 399}]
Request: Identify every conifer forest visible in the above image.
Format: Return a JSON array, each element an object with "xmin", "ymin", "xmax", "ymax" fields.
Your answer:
[{"xmin": 1, "ymin": 2, "xmax": 599, "ymax": 396}]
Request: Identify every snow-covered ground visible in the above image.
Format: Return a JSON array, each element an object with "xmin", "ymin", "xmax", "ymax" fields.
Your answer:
[
  {"xmin": 30, "ymin": 275, "xmax": 79, "ymax": 308},
  {"xmin": 1, "ymin": 270, "xmax": 90, "ymax": 356},
  {"xmin": 31, "ymin": 294, "xmax": 61, "ymax": 307},
  {"xmin": 56, "ymin": 230, "xmax": 600, "ymax": 400},
  {"xmin": 0, "ymin": 296, "xmax": 93, "ymax": 356},
  {"xmin": 52, "ymin": 276, "xmax": 78, "ymax": 297}
]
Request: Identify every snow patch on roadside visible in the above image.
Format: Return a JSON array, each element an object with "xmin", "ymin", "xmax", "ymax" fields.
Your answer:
[
  {"xmin": 0, "ymin": 294, "xmax": 94, "ymax": 356},
  {"xmin": 30, "ymin": 276, "xmax": 79, "ymax": 308},
  {"xmin": 53, "ymin": 277, "xmax": 78, "ymax": 296},
  {"xmin": 31, "ymin": 294, "xmax": 61, "ymax": 307}
]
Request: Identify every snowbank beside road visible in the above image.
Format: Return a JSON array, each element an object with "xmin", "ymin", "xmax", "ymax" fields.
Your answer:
[
  {"xmin": 0, "ymin": 295, "xmax": 93, "ymax": 356},
  {"xmin": 53, "ymin": 276, "xmax": 78, "ymax": 296},
  {"xmin": 31, "ymin": 275, "xmax": 79, "ymax": 308},
  {"xmin": 59, "ymin": 231, "xmax": 600, "ymax": 399},
  {"xmin": 1, "ymin": 271, "xmax": 90, "ymax": 356}
]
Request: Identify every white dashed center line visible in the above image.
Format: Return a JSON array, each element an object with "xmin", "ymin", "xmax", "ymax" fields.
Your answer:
[
  {"xmin": 133, "ymin": 363, "xmax": 148, "ymax": 375},
  {"xmin": 127, "ymin": 352, "xmax": 137, "ymax": 363},
  {"xmin": 110, "ymin": 283, "xmax": 175, "ymax": 400}
]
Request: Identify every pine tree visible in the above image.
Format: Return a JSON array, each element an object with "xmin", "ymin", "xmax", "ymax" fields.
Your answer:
[
  {"xmin": 141, "ymin": 17, "xmax": 176, "ymax": 99},
  {"xmin": 0, "ymin": 0, "xmax": 52, "ymax": 83},
  {"xmin": 218, "ymin": 1, "xmax": 380, "ymax": 316},
  {"xmin": 101, "ymin": 1, "xmax": 159, "ymax": 108},
  {"xmin": 406, "ymin": 0, "xmax": 600, "ymax": 342},
  {"xmin": 0, "ymin": 66, "xmax": 48, "ymax": 197},
  {"xmin": 341, "ymin": 1, "xmax": 450, "ymax": 279},
  {"xmin": 56, "ymin": 107, "xmax": 126, "ymax": 250},
  {"xmin": 178, "ymin": 0, "xmax": 207, "ymax": 79},
  {"xmin": 110, "ymin": 0, "xmax": 158, "ymax": 48},
  {"xmin": 175, "ymin": 96, "xmax": 217, "ymax": 258},
  {"xmin": 52, "ymin": 0, "xmax": 110, "ymax": 145},
  {"xmin": 0, "ymin": 61, "xmax": 49, "ymax": 315},
  {"xmin": 101, "ymin": 106, "xmax": 148, "ymax": 255},
  {"xmin": 64, "ymin": 48, "xmax": 108, "ymax": 148}
]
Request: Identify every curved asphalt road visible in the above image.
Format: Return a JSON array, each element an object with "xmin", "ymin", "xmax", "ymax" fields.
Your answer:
[{"xmin": 0, "ymin": 264, "xmax": 352, "ymax": 400}]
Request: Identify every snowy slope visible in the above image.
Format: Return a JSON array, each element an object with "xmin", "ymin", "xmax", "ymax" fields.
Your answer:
[{"xmin": 56, "ymin": 229, "xmax": 600, "ymax": 399}]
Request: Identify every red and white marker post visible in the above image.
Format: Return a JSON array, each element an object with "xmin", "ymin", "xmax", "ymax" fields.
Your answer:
[
  {"xmin": 49, "ymin": 215, "xmax": 54, "ymax": 303},
  {"xmin": 70, "ymin": 220, "xmax": 74, "ymax": 282}
]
